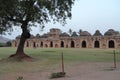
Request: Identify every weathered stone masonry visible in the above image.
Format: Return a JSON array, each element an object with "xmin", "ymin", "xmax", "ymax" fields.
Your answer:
[{"xmin": 12, "ymin": 28, "xmax": 120, "ymax": 49}]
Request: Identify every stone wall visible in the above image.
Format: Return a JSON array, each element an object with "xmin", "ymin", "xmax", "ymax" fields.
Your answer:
[{"xmin": 12, "ymin": 28, "xmax": 120, "ymax": 49}]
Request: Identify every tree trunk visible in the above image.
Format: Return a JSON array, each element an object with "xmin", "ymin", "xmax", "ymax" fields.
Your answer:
[{"xmin": 9, "ymin": 22, "xmax": 32, "ymax": 61}]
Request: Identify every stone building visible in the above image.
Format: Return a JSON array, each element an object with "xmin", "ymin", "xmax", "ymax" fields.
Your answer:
[{"xmin": 12, "ymin": 28, "xmax": 120, "ymax": 49}]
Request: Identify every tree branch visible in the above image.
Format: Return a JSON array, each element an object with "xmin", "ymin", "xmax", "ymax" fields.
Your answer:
[{"xmin": 5, "ymin": 16, "xmax": 23, "ymax": 23}]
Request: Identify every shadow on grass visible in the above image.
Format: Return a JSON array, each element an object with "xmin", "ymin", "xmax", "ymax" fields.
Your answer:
[
  {"xmin": 103, "ymin": 67, "xmax": 117, "ymax": 71},
  {"xmin": 42, "ymin": 50, "xmax": 56, "ymax": 52}
]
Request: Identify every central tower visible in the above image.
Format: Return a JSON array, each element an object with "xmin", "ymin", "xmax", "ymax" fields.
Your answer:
[{"xmin": 48, "ymin": 28, "xmax": 61, "ymax": 38}]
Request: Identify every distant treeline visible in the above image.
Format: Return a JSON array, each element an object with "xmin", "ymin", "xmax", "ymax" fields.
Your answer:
[{"xmin": 0, "ymin": 41, "xmax": 11, "ymax": 47}]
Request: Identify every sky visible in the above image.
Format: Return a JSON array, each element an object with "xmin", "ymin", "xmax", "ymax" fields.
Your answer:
[{"xmin": 3, "ymin": 0, "xmax": 120, "ymax": 39}]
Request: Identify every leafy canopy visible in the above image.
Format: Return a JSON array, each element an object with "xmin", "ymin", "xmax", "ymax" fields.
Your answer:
[{"xmin": 0, "ymin": 0, "xmax": 75, "ymax": 34}]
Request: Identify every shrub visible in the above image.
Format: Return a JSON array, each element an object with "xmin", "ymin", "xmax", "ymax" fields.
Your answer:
[
  {"xmin": 17, "ymin": 76, "xmax": 23, "ymax": 80},
  {"xmin": 0, "ymin": 43, "xmax": 6, "ymax": 47},
  {"xmin": 6, "ymin": 41, "xmax": 11, "ymax": 47},
  {"xmin": 50, "ymin": 72, "xmax": 66, "ymax": 79}
]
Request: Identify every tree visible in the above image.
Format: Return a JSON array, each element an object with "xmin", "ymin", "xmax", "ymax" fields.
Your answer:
[
  {"xmin": 68, "ymin": 28, "xmax": 73, "ymax": 36},
  {"xmin": 78, "ymin": 29, "xmax": 82, "ymax": 36},
  {"xmin": 6, "ymin": 41, "xmax": 12, "ymax": 47},
  {"xmin": 0, "ymin": 0, "xmax": 75, "ymax": 60}
]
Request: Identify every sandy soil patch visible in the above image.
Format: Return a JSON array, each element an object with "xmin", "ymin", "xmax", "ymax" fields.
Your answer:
[{"xmin": 0, "ymin": 62, "xmax": 120, "ymax": 80}]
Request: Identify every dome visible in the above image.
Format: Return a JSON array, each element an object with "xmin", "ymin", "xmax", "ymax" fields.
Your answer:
[
  {"xmin": 60, "ymin": 32, "xmax": 70, "ymax": 37},
  {"xmin": 104, "ymin": 29, "xmax": 120, "ymax": 36},
  {"xmin": 93, "ymin": 30, "xmax": 103, "ymax": 36},
  {"xmin": 16, "ymin": 35, "xmax": 21, "ymax": 39},
  {"xmin": 30, "ymin": 34, "xmax": 35, "ymax": 39},
  {"xmin": 41, "ymin": 33, "xmax": 48, "ymax": 38},
  {"xmin": 80, "ymin": 31, "xmax": 91, "ymax": 36},
  {"xmin": 35, "ymin": 34, "xmax": 40, "ymax": 38},
  {"xmin": 71, "ymin": 32, "xmax": 78, "ymax": 37}
]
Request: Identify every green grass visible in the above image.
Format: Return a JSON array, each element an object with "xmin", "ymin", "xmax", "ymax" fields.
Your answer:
[
  {"xmin": 0, "ymin": 43, "xmax": 6, "ymax": 47},
  {"xmin": 0, "ymin": 47, "xmax": 120, "ymax": 74}
]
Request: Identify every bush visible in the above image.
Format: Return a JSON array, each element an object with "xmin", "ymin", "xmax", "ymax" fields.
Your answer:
[
  {"xmin": 0, "ymin": 41, "xmax": 11, "ymax": 47},
  {"xmin": 50, "ymin": 72, "xmax": 66, "ymax": 79},
  {"xmin": 17, "ymin": 76, "xmax": 23, "ymax": 80},
  {"xmin": 6, "ymin": 41, "xmax": 11, "ymax": 47},
  {"xmin": 0, "ymin": 43, "xmax": 6, "ymax": 47}
]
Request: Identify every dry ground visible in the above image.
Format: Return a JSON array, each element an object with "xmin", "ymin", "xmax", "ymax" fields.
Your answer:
[{"xmin": 0, "ymin": 62, "xmax": 120, "ymax": 80}]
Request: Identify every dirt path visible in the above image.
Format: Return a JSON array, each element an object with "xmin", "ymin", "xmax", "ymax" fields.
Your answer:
[{"xmin": 1, "ymin": 62, "xmax": 120, "ymax": 80}]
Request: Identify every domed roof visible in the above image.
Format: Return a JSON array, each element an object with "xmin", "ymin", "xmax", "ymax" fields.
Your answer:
[
  {"xmin": 71, "ymin": 32, "xmax": 78, "ymax": 37},
  {"xmin": 93, "ymin": 30, "xmax": 103, "ymax": 36},
  {"xmin": 16, "ymin": 35, "xmax": 21, "ymax": 39},
  {"xmin": 35, "ymin": 34, "xmax": 40, "ymax": 38},
  {"xmin": 104, "ymin": 29, "xmax": 120, "ymax": 36},
  {"xmin": 60, "ymin": 32, "xmax": 70, "ymax": 37},
  {"xmin": 41, "ymin": 33, "xmax": 48, "ymax": 38},
  {"xmin": 30, "ymin": 34, "xmax": 35, "ymax": 39},
  {"xmin": 80, "ymin": 31, "xmax": 91, "ymax": 36}
]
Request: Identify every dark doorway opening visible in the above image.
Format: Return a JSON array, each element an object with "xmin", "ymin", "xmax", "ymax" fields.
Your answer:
[
  {"xmin": 45, "ymin": 44, "xmax": 48, "ymax": 48},
  {"xmin": 94, "ymin": 41, "xmax": 100, "ymax": 48},
  {"xmin": 71, "ymin": 41, "xmax": 75, "ymax": 48},
  {"xmin": 40, "ymin": 42, "xmax": 43, "ymax": 47},
  {"xmin": 82, "ymin": 41, "xmax": 86, "ymax": 48},
  {"xmin": 55, "ymin": 44, "xmax": 58, "ymax": 48},
  {"xmin": 109, "ymin": 40, "xmax": 115, "ymax": 48},
  {"xmin": 50, "ymin": 41, "xmax": 53, "ymax": 47},
  {"xmin": 33, "ymin": 42, "xmax": 36, "ymax": 48},
  {"xmin": 61, "ymin": 41, "xmax": 64, "ymax": 48},
  {"xmin": 26, "ymin": 41, "xmax": 29, "ymax": 47}
]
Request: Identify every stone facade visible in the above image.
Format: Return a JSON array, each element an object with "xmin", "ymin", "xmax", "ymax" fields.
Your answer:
[{"xmin": 12, "ymin": 28, "xmax": 120, "ymax": 49}]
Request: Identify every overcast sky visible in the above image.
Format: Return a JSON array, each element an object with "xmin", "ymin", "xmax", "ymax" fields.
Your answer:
[{"xmin": 3, "ymin": 0, "xmax": 120, "ymax": 39}]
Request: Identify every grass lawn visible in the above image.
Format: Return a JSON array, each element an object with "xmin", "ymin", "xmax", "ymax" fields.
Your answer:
[{"xmin": 0, "ymin": 47, "xmax": 120, "ymax": 74}]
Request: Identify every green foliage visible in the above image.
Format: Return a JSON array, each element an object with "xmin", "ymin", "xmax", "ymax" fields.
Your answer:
[
  {"xmin": 17, "ymin": 76, "xmax": 23, "ymax": 80},
  {"xmin": 50, "ymin": 72, "xmax": 66, "ymax": 78},
  {"xmin": 0, "ymin": 43, "xmax": 6, "ymax": 47},
  {"xmin": 68, "ymin": 28, "xmax": 73, "ymax": 36},
  {"xmin": 0, "ymin": 0, "xmax": 76, "ymax": 54},
  {"xmin": 0, "ymin": 41, "xmax": 11, "ymax": 47},
  {"xmin": 0, "ymin": 0, "xmax": 75, "ymax": 33},
  {"xmin": 6, "ymin": 41, "xmax": 12, "ymax": 47}
]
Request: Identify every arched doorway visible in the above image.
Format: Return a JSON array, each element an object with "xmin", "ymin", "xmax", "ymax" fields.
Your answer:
[
  {"xmin": 40, "ymin": 42, "xmax": 43, "ymax": 47},
  {"xmin": 94, "ymin": 41, "xmax": 100, "ymax": 48},
  {"xmin": 15, "ymin": 41, "xmax": 17, "ymax": 47},
  {"xmin": 71, "ymin": 41, "xmax": 75, "ymax": 48},
  {"xmin": 26, "ymin": 41, "xmax": 29, "ymax": 47},
  {"xmin": 33, "ymin": 42, "xmax": 36, "ymax": 48},
  {"xmin": 55, "ymin": 44, "xmax": 58, "ymax": 48},
  {"xmin": 66, "ymin": 45, "xmax": 68, "ymax": 48},
  {"xmin": 45, "ymin": 44, "xmax": 48, "ymax": 48},
  {"xmin": 50, "ymin": 41, "xmax": 53, "ymax": 47},
  {"xmin": 61, "ymin": 41, "xmax": 64, "ymax": 48},
  {"xmin": 82, "ymin": 41, "xmax": 86, "ymax": 48},
  {"xmin": 109, "ymin": 40, "xmax": 115, "ymax": 48}
]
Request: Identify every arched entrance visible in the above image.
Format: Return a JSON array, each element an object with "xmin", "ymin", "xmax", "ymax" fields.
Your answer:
[
  {"xmin": 55, "ymin": 44, "xmax": 58, "ymax": 48},
  {"xmin": 26, "ymin": 41, "xmax": 29, "ymax": 47},
  {"xmin": 45, "ymin": 44, "xmax": 48, "ymax": 48},
  {"xmin": 40, "ymin": 42, "xmax": 43, "ymax": 47},
  {"xmin": 109, "ymin": 40, "xmax": 115, "ymax": 48},
  {"xmin": 50, "ymin": 41, "xmax": 53, "ymax": 47},
  {"xmin": 94, "ymin": 41, "xmax": 100, "ymax": 48},
  {"xmin": 61, "ymin": 41, "xmax": 64, "ymax": 48},
  {"xmin": 71, "ymin": 41, "xmax": 75, "ymax": 48},
  {"xmin": 33, "ymin": 42, "xmax": 36, "ymax": 48},
  {"xmin": 82, "ymin": 41, "xmax": 86, "ymax": 48}
]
